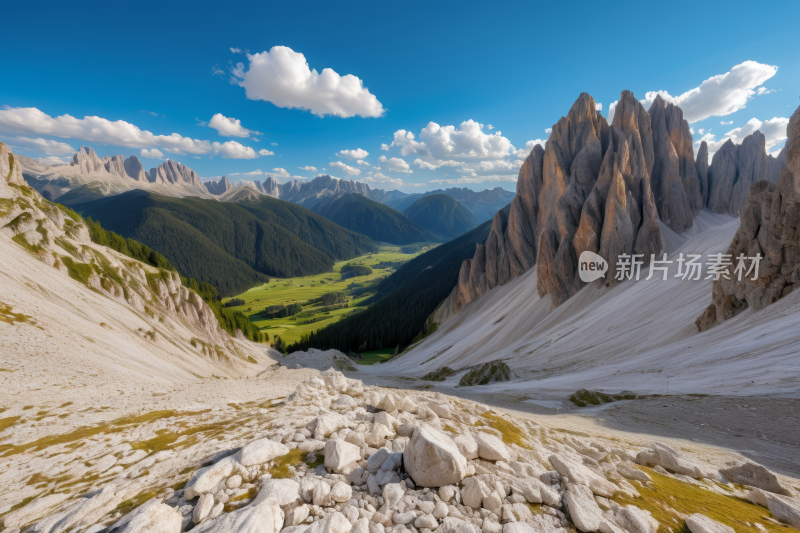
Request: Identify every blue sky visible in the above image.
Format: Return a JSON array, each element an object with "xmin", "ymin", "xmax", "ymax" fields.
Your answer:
[{"xmin": 1, "ymin": 0, "xmax": 798, "ymax": 193}]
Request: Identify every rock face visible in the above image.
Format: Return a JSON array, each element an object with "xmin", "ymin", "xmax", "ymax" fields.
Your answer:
[
  {"xmin": 204, "ymin": 176, "xmax": 232, "ymax": 195},
  {"xmin": 124, "ymin": 156, "xmax": 148, "ymax": 182},
  {"xmin": 104, "ymin": 154, "xmax": 127, "ymax": 178},
  {"xmin": 696, "ymin": 104, "xmax": 800, "ymax": 330},
  {"xmin": 403, "ymin": 424, "xmax": 468, "ymax": 487},
  {"xmin": 647, "ymin": 94, "xmax": 703, "ymax": 232},
  {"xmin": 696, "ymin": 141, "xmax": 710, "ymax": 206},
  {"xmin": 147, "ymin": 160, "xmax": 202, "ymax": 187},
  {"xmin": 71, "ymin": 146, "xmax": 104, "ymax": 174},
  {"xmin": 706, "ymin": 131, "xmax": 786, "ymax": 216},
  {"xmin": 437, "ymin": 91, "xmax": 672, "ymax": 320}
]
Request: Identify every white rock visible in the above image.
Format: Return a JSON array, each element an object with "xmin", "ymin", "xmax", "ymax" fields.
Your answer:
[
  {"xmin": 615, "ymin": 463, "xmax": 651, "ymax": 483},
  {"xmin": 285, "ymin": 504, "xmax": 311, "ymax": 526},
  {"xmin": 765, "ymin": 493, "xmax": 800, "ymax": 529},
  {"xmin": 452, "ymin": 434, "xmax": 479, "ymax": 460},
  {"xmin": 404, "ymin": 425, "xmax": 468, "ymax": 488},
  {"xmin": 185, "ymin": 457, "xmax": 237, "ymax": 500},
  {"xmin": 432, "ymin": 502, "xmax": 449, "ymax": 519},
  {"xmin": 637, "ymin": 443, "xmax": 715, "ymax": 479},
  {"xmin": 352, "ymin": 517, "xmax": 370, "ymax": 533},
  {"xmin": 564, "ymin": 484, "xmax": 622, "ymax": 533},
  {"xmin": 515, "ymin": 478, "xmax": 560, "ymax": 507},
  {"xmin": 227, "ymin": 475, "xmax": 243, "ymax": 489},
  {"xmin": 435, "ymin": 517, "xmax": 480, "ymax": 533},
  {"xmin": 313, "ymin": 482, "xmax": 332, "ymax": 507},
  {"xmin": 473, "ymin": 433, "xmax": 512, "ymax": 462},
  {"xmin": 392, "ymin": 512, "xmax": 417, "ymax": 525},
  {"xmin": 105, "ymin": 498, "xmax": 182, "ymax": 533},
  {"xmin": 611, "ymin": 505, "xmax": 659, "ymax": 533},
  {"xmin": 502, "ymin": 522, "xmax": 537, "ymax": 533},
  {"xmin": 238, "ymin": 439, "xmax": 291, "ymax": 467},
  {"xmin": 383, "ymin": 483, "xmax": 405, "ymax": 509},
  {"xmin": 193, "ymin": 502, "xmax": 283, "ymax": 533},
  {"xmin": 300, "ymin": 440, "xmax": 328, "ymax": 453},
  {"xmin": 325, "ymin": 439, "xmax": 362, "ymax": 474},
  {"xmin": 374, "ymin": 411, "xmax": 398, "ymax": 429},
  {"xmin": 462, "ymin": 477, "xmax": 492, "ymax": 509},
  {"xmin": 366, "ymin": 423, "xmax": 394, "ymax": 449},
  {"xmin": 685, "ymin": 514, "xmax": 734, "ymax": 533},
  {"xmin": 334, "ymin": 395, "xmax": 359, "ymax": 410},
  {"xmin": 438, "ymin": 486, "xmax": 457, "ymax": 503},
  {"xmin": 254, "ymin": 479, "xmax": 301, "ymax": 507},
  {"xmin": 321, "ymin": 368, "xmax": 350, "ymax": 392},
  {"xmin": 193, "ymin": 494, "xmax": 215, "ymax": 524},
  {"xmin": 307, "ymin": 511, "xmax": 353, "ymax": 533},
  {"xmin": 342, "ymin": 505, "xmax": 360, "ymax": 524},
  {"xmin": 331, "ymin": 482, "xmax": 353, "ymax": 503},
  {"xmin": 315, "ymin": 414, "xmax": 352, "ymax": 440},
  {"xmin": 549, "ymin": 454, "xmax": 617, "ymax": 498},
  {"xmin": 415, "ymin": 515, "xmax": 439, "ymax": 529},
  {"xmin": 427, "ymin": 402, "xmax": 451, "ymax": 419}
]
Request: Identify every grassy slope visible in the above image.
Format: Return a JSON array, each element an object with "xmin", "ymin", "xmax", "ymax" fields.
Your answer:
[
  {"xmin": 288, "ymin": 212, "xmax": 499, "ymax": 353},
  {"xmin": 222, "ymin": 245, "xmax": 434, "ymax": 345},
  {"xmin": 403, "ymin": 193, "xmax": 480, "ymax": 240},
  {"xmin": 76, "ymin": 190, "xmax": 376, "ymax": 296},
  {"xmin": 313, "ymin": 193, "xmax": 444, "ymax": 245}
]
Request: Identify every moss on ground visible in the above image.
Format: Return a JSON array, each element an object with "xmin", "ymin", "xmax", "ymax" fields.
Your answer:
[
  {"xmin": 481, "ymin": 412, "xmax": 530, "ymax": 449},
  {"xmin": 421, "ymin": 367, "xmax": 455, "ymax": 382},
  {"xmin": 569, "ymin": 389, "xmax": 637, "ymax": 407},
  {"xmin": 61, "ymin": 256, "xmax": 94, "ymax": 286},
  {"xmin": 0, "ymin": 303, "xmax": 31, "ymax": 325},
  {"xmin": 613, "ymin": 467, "xmax": 785, "ymax": 533},
  {"xmin": 458, "ymin": 360, "xmax": 512, "ymax": 386}
]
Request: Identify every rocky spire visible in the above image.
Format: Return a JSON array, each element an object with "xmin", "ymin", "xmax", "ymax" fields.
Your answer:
[
  {"xmin": 71, "ymin": 146, "xmax": 104, "ymax": 174},
  {"xmin": 204, "ymin": 176, "xmax": 233, "ymax": 195},
  {"xmin": 103, "ymin": 154, "xmax": 126, "ymax": 178},
  {"xmin": 697, "ymin": 103, "xmax": 800, "ymax": 330},
  {"xmin": 707, "ymin": 130, "xmax": 786, "ymax": 216},
  {"xmin": 648, "ymin": 95, "xmax": 702, "ymax": 232},
  {"xmin": 123, "ymin": 156, "xmax": 147, "ymax": 182},
  {"xmin": 695, "ymin": 141, "xmax": 710, "ymax": 205},
  {"xmin": 146, "ymin": 160, "xmax": 202, "ymax": 187}
]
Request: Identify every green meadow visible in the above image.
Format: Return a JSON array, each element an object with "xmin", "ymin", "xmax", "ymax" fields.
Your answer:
[{"xmin": 222, "ymin": 244, "xmax": 436, "ymax": 346}]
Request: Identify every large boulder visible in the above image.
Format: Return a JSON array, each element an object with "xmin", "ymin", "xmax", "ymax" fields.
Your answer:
[
  {"xmin": 238, "ymin": 438, "xmax": 290, "ymax": 467},
  {"xmin": 325, "ymin": 439, "xmax": 361, "ymax": 474},
  {"xmin": 549, "ymin": 454, "xmax": 617, "ymax": 497},
  {"xmin": 106, "ymin": 499, "xmax": 182, "ymax": 533},
  {"xmin": 719, "ymin": 461, "xmax": 791, "ymax": 495},
  {"xmin": 403, "ymin": 424, "xmax": 469, "ymax": 487},
  {"xmin": 184, "ymin": 456, "xmax": 238, "ymax": 500},
  {"xmin": 635, "ymin": 442, "xmax": 715, "ymax": 479},
  {"xmin": 685, "ymin": 514, "xmax": 734, "ymax": 533}
]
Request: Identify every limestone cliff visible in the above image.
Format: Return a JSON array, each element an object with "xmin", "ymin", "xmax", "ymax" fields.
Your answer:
[
  {"xmin": 697, "ymin": 104, "xmax": 800, "ymax": 330},
  {"xmin": 204, "ymin": 176, "xmax": 233, "ymax": 195},
  {"xmin": 147, "ymin": 159, "xmax": 203, "ymax": 187}
]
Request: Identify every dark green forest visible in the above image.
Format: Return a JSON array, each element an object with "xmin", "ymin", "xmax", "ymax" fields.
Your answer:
[
  {"xmin": 288, "ymin": 211, "xmax": 500, "ymax": 353},
  {"xmin": 76, "ymin": 190, "xmax": 376, "ymax": 296},
  {"xmin": 403, "ymin": 193, "xmax": 479, "ymax": 240},
  {"xmin": 311, "ymin": 193, "xmax": 443, "ymax": 245}
]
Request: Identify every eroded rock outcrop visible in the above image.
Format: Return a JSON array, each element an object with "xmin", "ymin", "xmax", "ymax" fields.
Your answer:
[
  {"xmin": 124, "ymin": 155, "xmax": 148, "ymax": 182},
  {"xmin": 147, "ymin": 159, "xmax": 203, "ymax": 187},
  {"xmin": 204, "ymin": 176, "xmax": 233, "ymax": 195},
  {"xmin": 696, "ymin": 104, "xmax": 800, "ymax": 330},
  {"xmin": 648, "ymin": 95, "xmax": 703, "ymax": 232},
  {"xmin": 71, "ymin": 145, "xmax": 104, "ymax": 174},
  {"xmin": 706, "ymin": 131, "xmax": 786, "ymax": 216},
  {"xmin": 436, "ymin": 91, "xmax": 677, "ymax": 320}
]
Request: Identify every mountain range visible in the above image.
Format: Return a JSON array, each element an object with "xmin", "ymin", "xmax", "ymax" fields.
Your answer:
[{"xmin": 402, "ymin": 193, "xmax": 480, "ymax": 240}]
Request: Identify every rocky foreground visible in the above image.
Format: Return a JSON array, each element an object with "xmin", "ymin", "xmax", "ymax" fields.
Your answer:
[{"xmin": 5, "ymin": 370, "xmax": 799, "ymax": 533}]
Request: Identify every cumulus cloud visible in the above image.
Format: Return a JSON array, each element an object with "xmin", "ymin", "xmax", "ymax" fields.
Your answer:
[
  {"xmin": 337, "ymin": 148, "xmax": 369, "ymax": 160},
  {"xmin": 380, "ymin": 143, "xmax": 389, "ymax": 151},
  {"xmin": 595, "ymin": 103, "xmax": 602, "ymax": 111},
  {"xmin": 378, "ymin": 155, "xmax": 413, "ymax": 173},
  {"xmin": 487, "ymin": 125, "xmax": 494, "ymax": 130},
  {"xmin": 207, "ymin": 113, "xmax": 262, "ymax": 138},
  {"xmin": 390, "ymin": 120, "xmax": 513, "ymax": 161},
  {"xmin": 2, "ymin": 136, "xmax": 76, "ymax": 155},
  {"xmin": 514, "ymin": 139, "xmax": 546, "ymax": 159},
  {"xmin": 230, "ymin": 46, "xmax": 384, "ymax": 118},
  {"xmin": 361, "ymin": 172, "xmax": 404, "ymax": 188},
  {"xmin": 141, "ymin": 148, "xmax": 164, "ymax": 159},
  {"xmin": 37, "ymin": 155, "xmax": 72, "ymax": 165},
  {"xmin": 329, "ymin": 160, "xmax": 361, "ymax": 176},
  {"xmin": 720, "ymin": 120, "xmax": 733, "ymax": 125},
  {"xmin": 230, "ymin": 47, "xmax": 243, "ymax": 54},
  {"xmin": 545, "ymin": 128, "xmax": 552, "ymax": 134},
  {"xmin": 0, "ymin": 106, "xmax": 266, "ymax": 159},
  {"xmin": 271, "ymin": 142, "xmax": 278, "ymax": 146},
  {"xmin": 609, "ymin": 61, "xmax": 778, "ymax": 124},
  {"xmin": 298, "ymin": 166, "xmax": 317, "ymax": 172},
  {"xmin": 258, "ymin": 149, "xmax": 274, "ymax": 156},
  {"xmin": 229, "ymin": 167, "xmax": 308, "ymax": 180},
  {"xmin": 356, "ymin": 160, "xmax": 369, "ymax": 166},
  {"xmin": 695, "ymin": 116, "xmax": 789, "ymax": 157}
]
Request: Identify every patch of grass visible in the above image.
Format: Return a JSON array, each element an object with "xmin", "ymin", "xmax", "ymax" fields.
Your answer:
[
  {"xmin": 568, "ymin": 389, "xmax": 637, "ymax": 407},
  {"xmin": 248, "ymin": 356, "xmax": 257, "ymax": 364},
  {"xmin": 480, "ymin": 412, "xmax": 530, "ymax": 449},
  {"xmin": 421, "ymin": 366, "xmax": 455, "ymax": 382},
  {"xmin": 613, "ymin": 467, "xmax": 784, "ymax": 533},
  {"xmin": 443, "ymin": 425, "xmax": 457, "ymax": 433},
  {"xmin": 458, "ymin": 360, "xmax": 512, "ymax": 386},
  {"xmin": 0, "ymin": 302, "xmax": 31, "ymax": 325},
  {"xmin": 114, "ymin": 491, "xmax": 158, "ymax": 517},
  {"xmin": 61, "ymin": 256, "xmax": 94, "ymax": 286},
  {"xmin": 268, "ymin": 448, "xmax": 324, "ymax": 479},
  {"xmin": 12, "ymin": 232, "xmax": 45, "ymax": 255},
  {"xmin": 0, "ymin": 416, "xmax": 21, "ymax": 431}
]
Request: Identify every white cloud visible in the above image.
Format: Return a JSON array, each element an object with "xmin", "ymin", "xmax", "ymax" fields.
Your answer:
[
  {"xmin": 208, "ymin": 113, "xmax": 262, "ymax": 138},
  {"xmin": 329, "ymin": 160, "xmax": 361, "ymax": 176},
  {"xmin": 545, "ymin": 128, "xmax": 552, "ymax": 134},
  {"xmin": 390, "ymin": 120, "xmax": 514, "ymax": 160},
  {"xmin": 230, "ymin": 47, "xmax": 243, "ymax": 54},
  {"xmin": 2, "ymin": 136, "xmax": 76, "ymax": 155},
  {"xmin": 229, "ymin": 167, "xmax": 307, "ymax": 180},
  {"xmin": 231, "ymin": 46, "xmax": 384, "ymax": 118},
  {"xmin": 595, "ymin": 103, "xmax": 602, "ymax": 111},
  {"xmin": 380, "ymin": 143, "xmax": 389, "ymax": 151},
  {"xmin": 487, "ymin": 125, "xmax": 494, "ymax": 130},
  {"xmin": 356, "ymin": 160, "xmax": 369, "ymax": 166},
  {"xmin": 0, "ymin": 106, "xmax": 266, "ymax": 159},
  {"xmin": 756, "ymin": 87, "xmax": 776, "ymax": 95},
  {"xmin": 337, "ymin": 148, "xmax": 369, "ymax": 160},
  {"xmin": 695, "ymin": 116, "xmax": 789, "ymax": 158},
  {"xmin": 378, "ymin": 155, "xmax": 413, "ymax": 173},
  {"xmin": 271, "ymin": 142, "xmax": 278, "ymax": 146},
  {"xmin": 37, "ymin": 155, "xmax": 72, "ymax": 165},
  {"xmin": 141, "ymin": 148, "xmax": 164, "ymax": 159},
  {"xmin": 699, "ymin": 128, "xmax": 705, "ymax": 134},
  {"xmin": 720, "ymin": 120, "xmax": 733, "ymax": 125},
  {"xmin": 258, "ymin": 149, "xmax": 274, "ymax": 156},
  {"xmin": 298, "ymin": 166, "xmax": 317, "ymax": 172},
  {"xmin": 361, "ymin": 172, "xmax": 404, "ymax": 188},
  {"xmin": 514, "ymin": 139, "xmax": 546, "ymax": 159},
  {"xmin": 609, "ymin": 61, "xmax": 778, "ymax": 124}
]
